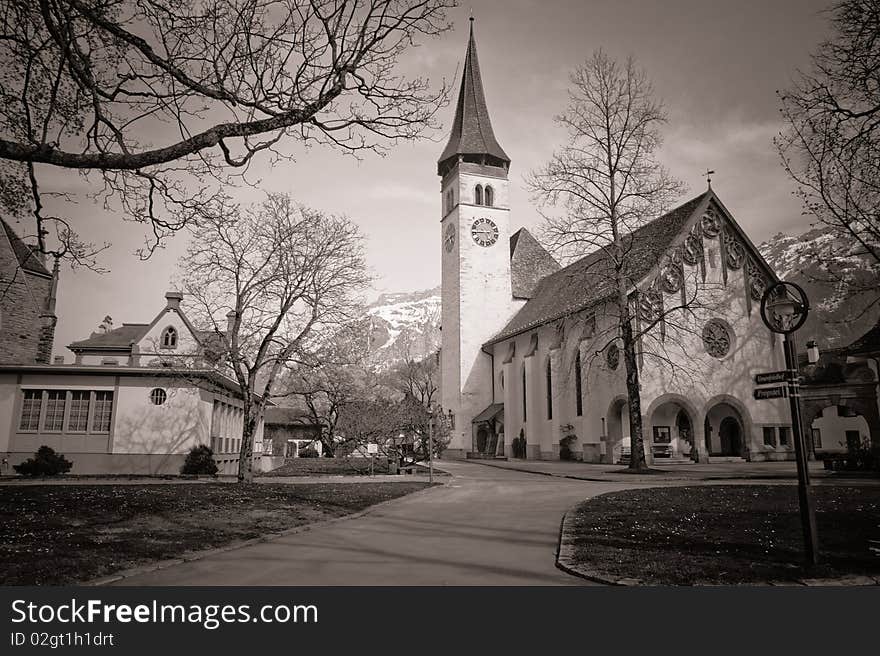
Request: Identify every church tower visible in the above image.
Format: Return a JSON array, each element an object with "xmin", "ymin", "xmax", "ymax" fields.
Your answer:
[{"xmin": 438, "ymin": 18, "xmax": 513, "ymax": 457}]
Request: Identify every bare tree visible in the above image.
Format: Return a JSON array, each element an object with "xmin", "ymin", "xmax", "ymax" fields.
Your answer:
[
  {"xmin": 283, "ymin": 322, "xmax": 374, "ymax": 456},
  {"xmin": 387, "ymin": 351, "xmax": 439, "ymax": 407},
  {"xmin": 527, "ymin": 50, "xmax": 686, "ymax": 471},
  {"xmin": 180, "ymin": 192, "xmax": 369, "ymax": 482},
  {"xmin": 0, "ymin": 0, "xmax": 454, "ymax": 260},
  {"xmin": 776, "ymin": 0, "xmax": 880, "ymax": 318}
]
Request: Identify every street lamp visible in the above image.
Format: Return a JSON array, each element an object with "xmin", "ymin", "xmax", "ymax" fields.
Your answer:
[
  {"xmin": 760, "ymin": 281, "xmax": 819, "ymax": 567},
  {"xmin": 426, "ymin": 406, "xmax": 434, "ymax": 484}
]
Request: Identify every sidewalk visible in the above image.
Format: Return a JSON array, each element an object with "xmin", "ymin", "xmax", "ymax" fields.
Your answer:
[{"xmin": 461, "ymin": 457, "xmax": 880, "ymax": 484}]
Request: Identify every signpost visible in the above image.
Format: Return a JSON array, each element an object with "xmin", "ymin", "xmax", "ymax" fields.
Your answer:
[
  {"xmin": 753, "ymin": 385, "xmax": 787, "ymax": 400},
  {"xmin": 759, "ymin": 281, "xmax": 819, "ymax": 567},
  {"xmin": 367, "ymin": 442, "xmax": 378, "ymax": 476},
  {"xmin": 754, "ymin": 370, "xmax": 789, "ymax": 385}
]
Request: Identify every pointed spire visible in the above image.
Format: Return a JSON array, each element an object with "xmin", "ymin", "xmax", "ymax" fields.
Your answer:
[{"xmin": 437, "ymin": 18, "xmax": 510, "ymax": 176}]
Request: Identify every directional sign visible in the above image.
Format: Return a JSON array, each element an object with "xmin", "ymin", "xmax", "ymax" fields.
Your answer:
[
  {"xmin": 754, "ymin": 370, "xmax": 790, "ymax": 385},
  {"xmin": 754, "ymin": 386, "xmax": 788, "ymax": 400}
]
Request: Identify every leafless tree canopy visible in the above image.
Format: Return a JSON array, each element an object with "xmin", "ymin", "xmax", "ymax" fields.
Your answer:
[
  {"xmin": 180, "ymin": 192, "xmax": 369, "ymax": 481},
  {"xmin": 528, "ymin": 50, "xmax": 686, "ymax": 471},
  {"xmin": 777, "ymin": 0, "xmax": 880, "ymax": 273},
  {"xmin": 0, "ymin": 0, "xmax": 454, "ymax": 258}
]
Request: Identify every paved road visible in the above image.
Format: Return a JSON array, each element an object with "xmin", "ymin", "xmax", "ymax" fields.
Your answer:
[{"xmin": 111, "ymin": 460, "xmax": 648, "ymax": 585}]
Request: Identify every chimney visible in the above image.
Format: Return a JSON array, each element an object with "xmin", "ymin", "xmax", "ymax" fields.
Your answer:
[
  {"xmin": 35, "ymin": 257, "xmax": 60, "ymax": 364},
  {"xmin": 165, "ymin": 291, "xmax": 184, "ymax": 310},
  {"xmin": 129, "ymin": 343, "xmax": 141, "ymax": 367},
  {"xmin": 226, "ymin": 310, "xmax": 237, "ymax": 336}
]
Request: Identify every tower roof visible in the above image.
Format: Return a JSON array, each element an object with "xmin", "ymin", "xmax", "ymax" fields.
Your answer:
[{"xmin": 437, "ymin": 18, "xmax": 510, "ymax": 176}]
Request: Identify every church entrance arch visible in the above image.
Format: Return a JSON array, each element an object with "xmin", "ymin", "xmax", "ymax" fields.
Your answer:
[
  {"xmin": 703, "ymin": 399, "xmax": 749, "ymax": 458},
  {"xmin": 604, "ymin": 397, "xmax": 629, "ymax": 464},
  {"xmin": 645, "ymin": 396, "xmax": 699, "ymax": 460}
]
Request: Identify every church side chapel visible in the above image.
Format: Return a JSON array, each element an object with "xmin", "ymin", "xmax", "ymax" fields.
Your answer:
[{"xmin": 438, "ymin": 21, "xmax": 793, "ymax": 464}]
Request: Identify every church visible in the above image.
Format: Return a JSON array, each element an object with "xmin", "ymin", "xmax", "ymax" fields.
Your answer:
[{"xmin": 438, "ymin": 21, "xmax": 794, "ymax": 464}]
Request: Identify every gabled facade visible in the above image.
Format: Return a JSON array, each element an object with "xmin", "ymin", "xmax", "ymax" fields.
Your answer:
[
  {"xmin": 0, "ymin": 290, "xmax": 266, "ymax": 475},
  {"xmin": 438, "ymin": 24, "xmax": 793, "ymax": 463}
]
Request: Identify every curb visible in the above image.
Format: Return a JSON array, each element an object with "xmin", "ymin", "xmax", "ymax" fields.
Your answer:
[
  {"xmin": 554, "ymin": 494, "xmax": 880, "ymax": 587},
  {"xmin": 82, "ymin": 480, "xmax": 445, "ymax": 586},
  {"xmin": 468, "ymin": 458, "xmax": 831, "ymax": 484}
]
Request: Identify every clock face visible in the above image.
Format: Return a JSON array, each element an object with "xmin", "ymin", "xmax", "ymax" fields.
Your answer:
[
  {"xmin": 444, "ymin": 222, "xmax": 456, "ymax": 253},
  {"xmin": 471, "ymin": 218, "xmax": 499, "ymax": 247}
]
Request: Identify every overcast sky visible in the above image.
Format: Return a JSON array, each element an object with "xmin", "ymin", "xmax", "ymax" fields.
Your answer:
[{"xmin": 41, "ymin": 0, "xmax": 834, "ymax": 357}]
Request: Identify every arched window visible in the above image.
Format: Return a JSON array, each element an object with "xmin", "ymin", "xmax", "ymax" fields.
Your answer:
[
  {"xmin": 546, "ymin": 358, "xmax": 553, "ymax": 420},
  {"xmin": 474, "ymin": 184, "xmax": 483, "ymax": 206},
  {"xmin": 485, "ymin": 185, "xmax": 494, "ymax": 207},
  {"xmin": 575, "ymin": 351, "xmax": 583, "ymax": 417},
  {"xmin": 161, "ymin": 326, "xmax": 178, "ymax": 349},
  {"xmin": 522, "ymin": 364, "xmax": 527, "ymax": 422},
  {"xmin": 150, "ymin": 388, "xmax": 167, "ymax": 406},
  {"xmin": 446, "ymin": 189, "xmax": 454, "ymax": 213}
]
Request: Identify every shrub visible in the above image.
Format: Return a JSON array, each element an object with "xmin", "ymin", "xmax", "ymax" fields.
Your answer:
[
  {"xmin": 299, "ymin": 445, "xmax": 320, "ymax": 458},
  {"xmin": 180, "ymin": 445, "xmax": 219, "ymax": 475},
  {"xmin": 13, "ymin": 446, "xmax": 73, "ymax": 477}
]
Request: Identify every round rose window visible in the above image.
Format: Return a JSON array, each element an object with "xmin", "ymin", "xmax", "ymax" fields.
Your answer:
[{"xmin": 702, "ymin": 319, "xmax": 732, "ymax": 358}]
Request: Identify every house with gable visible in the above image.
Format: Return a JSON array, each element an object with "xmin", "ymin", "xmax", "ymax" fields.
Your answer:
[{"xmin": 0, "ymin": 287, "xmax": 267, "ymax": 475}]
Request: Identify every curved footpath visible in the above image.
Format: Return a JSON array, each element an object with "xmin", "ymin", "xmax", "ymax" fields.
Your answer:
[
  {"xmin": 97, "ymin": 459, "xmax": 879, "ymax": 586},
  {"xmin": 102, "ymin": 461, "xmax": 651, "ymax": 585}
]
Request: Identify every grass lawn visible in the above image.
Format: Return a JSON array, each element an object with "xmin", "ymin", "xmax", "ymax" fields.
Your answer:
[
  {"xmin": 0, "ymin": 481, "xmax": 431, "ymax": 585},
  {"xmin": 261, "ymin": 457, "xmax": 438, "ymax": 477},
  {"xmin": 567, "ymin": 484, "xmax": 880, "ymax": 585}
]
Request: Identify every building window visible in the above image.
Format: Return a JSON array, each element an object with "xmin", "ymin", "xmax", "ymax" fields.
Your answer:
[
  {"xmin": 778, "ymin": 426, "xmax": 791, "ymax": 447},
  {"xmin": 475, "ymin": 184, "xmax": 483, "ymax": 206},
  {"xmin": 68, "ymin": 391, "xmax": 91, "ymax": 432},
  {"xmin": 575, "ymin": 352, "xmax": 583, "ymax": 417},
  {"xmin": 702, "ymin": 319, "xmax": 732, "ymax": 358},
  {"xmin": 546, "ymin": 358, "xmax": 553, "ymax": 420},
  {"xmin": 606, "ymin": 343, "xmax": 619, "ymax": 370},
  {"xmin": 161, "ymin": 326, "xmax": 178, "ymax": 349},
  {"xmin": 43, "ymin": 390, "xmax": 66, "ymax": 431},
  {"xmin": 763, "ymin": 426, "xmax": 777, "ymax": 448},
  {"xmin": 811, "ymin": 428, "xmax": 822, "ymax": 450},
  {"xmin": 19, "ymin": 390, "xmax": 42, "ymax": 431},
  {"xmin": 522, "ymin": 365, "xmax": 527, "ymax": 422},
  {"xmin": 92, "ymin": 391, "xmax": 114, "ymax": 433},
  {"xmin": 485, "ymin": 185, "xmax": 494, "ymax": 207},
  {"xmin": 150, "ymin": 388, "xmax": 167, "ymax": 406}
]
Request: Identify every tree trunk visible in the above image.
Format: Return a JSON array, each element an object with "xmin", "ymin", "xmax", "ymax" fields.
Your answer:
[
  {"xmin": 621, "ymin": 306, "xmax": 649, "ymax": 471},
  {"xmin": 237, "ymin": 409, "xmax": 258, "ymax": 484}
]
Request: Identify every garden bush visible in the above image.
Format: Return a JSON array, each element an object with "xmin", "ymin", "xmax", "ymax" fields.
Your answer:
[
  {"xmin": 299, "ymin": 445, "xmax": 320, "ymax": 458},
  {"xmin": 13, "ymin": 446, "xmax": 73, "ymax": 477},
  {"xmin": 180, "ymin": 445, "xmax": 219, "ymax": 475}
]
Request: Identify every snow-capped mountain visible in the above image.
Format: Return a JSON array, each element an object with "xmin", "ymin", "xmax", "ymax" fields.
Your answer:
[
  {"xmin": 362, "ymin": 286, "xmax": 441, "ymax": 369},
  {"xmin": 758, "ymin": 226, "xmax": 879, "ymax": 351}
]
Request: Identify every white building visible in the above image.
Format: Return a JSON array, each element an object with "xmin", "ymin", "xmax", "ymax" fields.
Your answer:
[
  {"xmin": 438, "ymin": 21, "xmax": 793, "ymax": 463},
  {"xmin": 0, "ymin": 291, "xmax": 265, "ymax": 475}
]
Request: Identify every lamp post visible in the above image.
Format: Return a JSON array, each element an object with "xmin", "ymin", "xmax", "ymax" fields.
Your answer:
[
  {"xmin": 426, "ymin": 406, "xmax": 434, "ymax": 485},
  {"xmin": 760, "ymin": 281, "xmax": 819, "ymax": 567}
]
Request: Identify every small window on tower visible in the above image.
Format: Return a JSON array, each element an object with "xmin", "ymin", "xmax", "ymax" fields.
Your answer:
[
  {"xmin": 474, "ymin": 184, "xmax": 484, "ymax": 206},
  {"xmin": 485, "ymin": 185, "xmax": 494, "ymax": 207}
]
